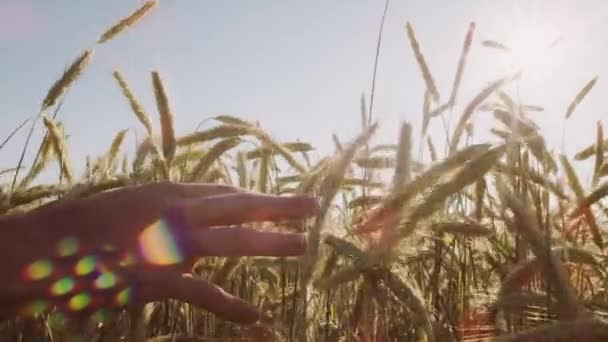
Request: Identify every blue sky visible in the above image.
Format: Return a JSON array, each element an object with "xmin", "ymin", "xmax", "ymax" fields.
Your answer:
[{"xmin": 2, "ymin": 0, "xmax": 608, "ymax": 185}]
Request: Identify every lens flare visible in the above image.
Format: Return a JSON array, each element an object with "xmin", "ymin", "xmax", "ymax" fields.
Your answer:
[
  {"xmin": 50, "ymin": 277, "xmax": 75, "ymax": 296},
  {"xmin": 115, "ymin": 287, "xmax": 131, "ymax": 306},
  {"xmin": 94, "ymin": 272, "xmax": 117, "ymax": 289},
  {"xmin": 57, "ymin": 236, "xmax": 79, "ymax": 257},
  {"xmin": 23, "ymin": 259, "xmax": 53, "ymax": 280},
  {"xmin": 137, "ymin": 219, "xmax": 184, "ymax": 265},
  {"xmin": 75, "ymin": 255, "xmax": 96, "ymax": 276},
  {"xmin": 68, "ymin": 292, "xmax": 91, "ymax": 311}
]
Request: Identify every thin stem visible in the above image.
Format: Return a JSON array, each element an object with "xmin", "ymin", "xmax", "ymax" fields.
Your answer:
[
  {"xmin": 367, "ymin": 0, "xmax": 391, "ymax": 126},
  {"xmin": 0, "ymin": 117, "xmax": 30, "ymax": 152}
]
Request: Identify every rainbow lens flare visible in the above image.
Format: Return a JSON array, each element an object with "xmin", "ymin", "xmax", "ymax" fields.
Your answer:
[
  {"xmin": 94, "ymin": 272, "xmax": 117, "ymax": 289},
  {"xmin": 75, "ymin": 255, "xmax": 96, "ymax": 276},
  {"xmin": 68, "ymin": 292, "xmax": 91, "ymax": 311},
  {"xmin": 137, "ymin": 219, "xmax": 184, "ymax": 265},
  {"xmin": 21, "ymin": 299, "xmax": 47, "ymax": 316},
  {"xmin": 50, "ymin": 277, "xmax": 75, "ymax": 296},
  {"xmin": 115, "ymin": 287, "xmax": 131, "ymax": 306},
  {"xmin": 23, "ymin": 259, "xmax": 53, "ymax": 280},
  {"xmin": 57, "ymin": 236, "xmax": 79, "ymax": 257}
]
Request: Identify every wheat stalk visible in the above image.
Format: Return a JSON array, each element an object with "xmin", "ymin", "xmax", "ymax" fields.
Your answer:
[{"xmin": 98, "ymin": 0, "xmax": 157, "ymax": 44}]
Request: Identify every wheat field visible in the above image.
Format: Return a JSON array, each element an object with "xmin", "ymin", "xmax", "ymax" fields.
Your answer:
[{"xmin": 2, "ymin": 1, "xmax": 608, "ymax": 341}]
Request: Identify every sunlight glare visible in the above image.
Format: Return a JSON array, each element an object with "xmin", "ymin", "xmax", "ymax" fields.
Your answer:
[{"xmin": 498, "ymin": 25, "xmax": 563, "ymax": 81}]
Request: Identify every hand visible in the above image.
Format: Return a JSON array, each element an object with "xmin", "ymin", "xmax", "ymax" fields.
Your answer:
[{"xmin": 0, "ymin": 182, "xmax": 319, "ymax": 325}]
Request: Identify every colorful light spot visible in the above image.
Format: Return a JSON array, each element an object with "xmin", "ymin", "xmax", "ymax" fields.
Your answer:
[
  {"xmin": 23, "ymin": 259, "xmax": 53, "ymax": 280},
  {"xmin": 57, "ymin": 236, "xmax": 79, "ymax": 257},
  {"xmin": 137, "ymin": 219, "xmax": 184, "ymax": 265},
  {"xmin": 68, "ymin": 292, "xmax": 91, "ymax": 311},
  {"xmin": 75, "ymin": 255, "xmax": 96, "ymax": 275},
  {"xmin": 20, "ymin": 299, "xmax": 47, "ymax": 316},
  {"xmin": 115, "ymin": 287, "xmax": 131, "ymax": 306},
  {"xmin": 50, "ymin": 277, "xmax": 75, "ymax": 296},
  {"xmin": 94, "ymin": 272, "xmax": 117, "ymax": 289}
]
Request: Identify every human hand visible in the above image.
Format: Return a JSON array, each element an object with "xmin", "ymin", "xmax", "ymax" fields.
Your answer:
[{"xmin": 0, "ymin": 182, "xmax": 319, "ymax": 325}]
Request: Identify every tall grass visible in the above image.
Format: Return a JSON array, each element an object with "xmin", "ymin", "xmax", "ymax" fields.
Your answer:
[{"xmin": 2, "ymin": 3, "xmax": 608, "ymax": 342}]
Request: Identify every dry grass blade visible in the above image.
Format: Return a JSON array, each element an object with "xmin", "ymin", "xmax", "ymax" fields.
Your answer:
[
  {"xmin": 249, "ymin": 129, "xmax": 308, "ymax": 174},
  {"xmin": 497, "ymin": 247, "xmax": 601, "ymax": 304},
  {"xmin": 421, "ymin": 91, "xmax": 431, "ymax": 135},
  {"xmin": 449, "ymin": 22, "xmax": 475, "ymax": 107},
  {"xmin": 41, "ymin": 50, "xmax": 93, "ymax": 111},
  {"xmin": 0, "ymin": 118, "xmax": 29, "ymax": 151},
  {"xmin": 406, "ymin": 22, "xmax": 440, "ymax": 102},
  {"xmin": 574, "ymin": 139, "xmax": 608, "ymax": 160},
  {"xmin": 427, "ymin": 103, "xmax": 450, "ymax": 118},
  {"xmin": 257, "ymin": 150, "xmax": 270, "ymax": 193},
  {"xmin": 360, "ymin": 94, "xmax": 368, "ymax": 130},
  {"xmin": 481, "ymin": 40, "xmax": 509, "ymax": 52},
  {"xmin": 17, "ymin": 134, "xmax": 55, "ymax": 190},
  {"xmin": 380, "ymin": 270, "xmax": 434, "ymax": 342},
  {"xmin": 494, "ymin": 109, "xmax": 539, "ymax": 136},
  {"xmin": 213, "ymin": 115, "xmax": 252, "ymax": 126},
  {"xmin": 295, "ymin": 157, "xmax": 331, "ymax": 195},
  {"xmin": 246, "ymin": 142, "xmax": 313, "ymax": 159},
  {"xmin": 494, "ymin": 162, "xmax": 568, "ymax": 200},
  {"xmin": 189, "ymin": 137, "xmax": 241, "ymax": 182},
  {"xmin": 495, "ymin": 178, "xmax": 585, "ymax": 321},
  {"xmin": 393, "ymin": 122, "xmax": 412, "ymax": 187},
  {"xmin": 593, "ymin": 121, "xmax": 604, "ymax": 185},
  {"xmin": 236, "ymin": 151, "xmax": 248, "ymax": 188},
  {"xmin": 407, "ymin": 144, "xmax": 506, "ymax": 225},
  {"xmin": 177, "ymin": 125, "xmax": 249, "ymax": 147},
  {"xmin": 342, "ymin": 178, "xmax": 384, "ymax": 189},
  {"xmin": 565, "ymin": 76, "xmax": 597, "ymax": 119},
  {"xmin": 211, "ymin": 258, "xmax": 242, "ymax": 288},
  {"xmin": 113, "ymin": 70, "xmax": 153, "ymax": 136},
  {"xmin": 302, "ymin": 123, "xmax": 378, "ymax": 284},
  {"xmin": 324, "ymin": 235, "xmax": 366, "ymax": 262},
  {"xmin": 42, "ymin": 115, "xmax": 73, "ymax": 184},
  {"xmin": 581, "ymin": 181, "xmax": 608, "ymax": 209},
  {"xmin": 599, "ymin": 162, "xmax": 608, "ymax": 177},
  {"xmin": 474, "ymin": 177, "xmax": 486, "ymax": 220},
  {"xmin": 315, "ymin": 265, "xmax": 361, "ymax": 290},
  {"xmin": 522, "ymin": 105, "xmax": 544, "ymax": 112},
  {"xmin": 348, "ymin": 195, "xmax": 383, "ymax": 209},
  {"xmin": 431, "ymin": 221, "xmax": 492, "ymax": 238},
  {"xmin": 559, "ymin": 154, "xmax": 585, "ymax": 199},
  {"xmin": 355, "ymin": 143, "xmax": 491, "ymax": 234},
  {"xmin": 332, "ymin": 133, "xmax": 344, "ymax": 154},
  {"xmin": 355, "ymin": 156, "xmax": 396, "ymax": 169},
  {"xmin": 132, "ymin": 136, "xmax": 155, "ymax": 176},
  {"xmin": 98, "ymin": 0, "xmax": 157, "ymax": 44},
  {"xmin": 105, "ymin": 129, "xmax": 129, "ymax": 173},
  {"xmin": 427, "ymin": 136, "xmax": 438, "ymax": 161},
  {"xmin": 151, "ymin": 71, "xmax": 176, "ymax": 163},
  {"xmin": 450, "ymin": 73, "xmax": 519, "ymax": 154}
]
